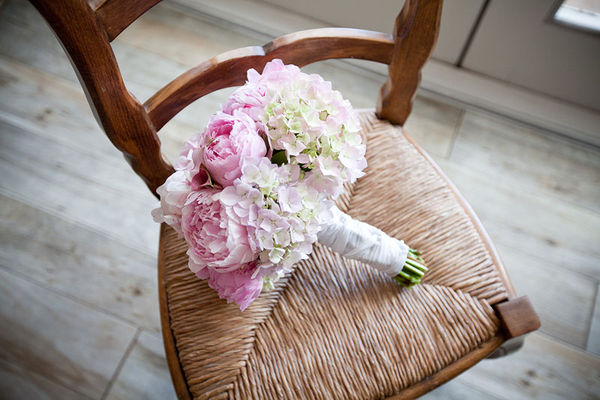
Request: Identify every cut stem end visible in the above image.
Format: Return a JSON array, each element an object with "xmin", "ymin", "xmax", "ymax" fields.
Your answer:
[{"xmin": 395, "ymin": 248, "xmax": 428, "ymax": 288}]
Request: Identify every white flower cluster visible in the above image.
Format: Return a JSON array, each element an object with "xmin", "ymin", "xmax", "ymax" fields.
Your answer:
[
  {"xmin": 218, "ymin": 158, "xmax": 333, "ymax": 279},
  {"xmin": 259, "ymin": 70, "xmax": 367, "ymax": 198}
]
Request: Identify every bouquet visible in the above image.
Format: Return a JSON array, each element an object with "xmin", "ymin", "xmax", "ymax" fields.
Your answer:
[{"xmin": 152, "ymin": 59, "xmax": 427, "ymax": 310}]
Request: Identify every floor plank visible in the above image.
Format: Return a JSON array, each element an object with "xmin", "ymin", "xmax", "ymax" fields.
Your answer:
[
  {"xmin": 105, "ymin": 331, "xmax": 177, "ymax": 400},
  {"xmin": 116, "ymin": 3, "xmax": 257, "ymax": 70},
  {"xmin": 0, "ymin": 194, "xmax": 160, "ymax": 332},
  {"xmin": 457, "ymin": 333, "xmax": 600, "ymax": 400},
  {"xmin": 0, "ymin": 0, "xmax": 183, "ymax": 101},
  {"xmin": 404, "ymin": 97, "xmax": 463, "ymax": 159},
  {"xmin": 0, "ymin": 0, "xmax": 211, "ymax": 151},
  {"xmin": 438, "ymin": 158, "xmax": 600, "ymax": 281},
  {"xmin": 450, "ymin": 111, "xmax": 600, "ymax": 213},
  {"xmin": 0, "ymin": 51, "xmax": 191, "ymax": 173},
  {"xmin": 422, "ymin": 379, "xmax": 501, "ymax": 400},
  {"xmin": 0, "ymin": 118, "xmax": 158, "ymax": 255},
  {"xmin": 0, "ymin": 56, "xmax": 102, "ymax": 153},
  {"xmin": 0, "ymin": 267, "xmax": 137, "ymax": 399},
  {"xmin": 0, "ymin": 2, "xmax": 78, "ymax": 83},
  {"xmin": 498, "ymin": 243, "xmax": 596, "ymax": 349},
  {"xmin": 0, "ymin": 359, "xmax": 91, "ymax": 400}
]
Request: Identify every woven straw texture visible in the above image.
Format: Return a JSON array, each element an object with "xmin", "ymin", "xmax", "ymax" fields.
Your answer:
[{"xmin": 159, "ymin": 111, "xmax": 509, "ymax": 399}]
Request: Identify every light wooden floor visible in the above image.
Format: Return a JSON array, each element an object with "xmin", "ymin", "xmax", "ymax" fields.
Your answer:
[{"xmin": 1, "ymin": 1, "xmax": 599, "ymax": 399}]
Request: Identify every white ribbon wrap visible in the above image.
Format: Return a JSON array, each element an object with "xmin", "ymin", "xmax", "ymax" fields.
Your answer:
[{"xmin": 317, "ymin": 205, "xmax": 409, "ymax": 277}]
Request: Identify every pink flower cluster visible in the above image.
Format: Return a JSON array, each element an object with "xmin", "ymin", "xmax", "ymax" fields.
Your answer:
[{"xmin": 152, "ymin": 59, "xmax": 366, "ymax": 310}]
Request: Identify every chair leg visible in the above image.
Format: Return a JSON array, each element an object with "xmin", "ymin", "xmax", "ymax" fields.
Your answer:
[
  {"xmin": 487, "ymin": 296, "xmax": 540, "ymax": 358},
  {"xmin": 487, "ymin": 336, "xmax": 525, "ymax": 358}
]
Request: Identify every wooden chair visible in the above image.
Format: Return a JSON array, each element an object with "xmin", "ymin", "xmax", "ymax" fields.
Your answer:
[{"xmin": 30, "ymin": 0, "xmax": 541, "ymax": 398}]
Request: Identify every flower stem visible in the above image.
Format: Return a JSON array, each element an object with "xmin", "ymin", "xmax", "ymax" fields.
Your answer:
[{"xmin": 394, "ymin": 248, "xmax": 428, "ymax": 288}]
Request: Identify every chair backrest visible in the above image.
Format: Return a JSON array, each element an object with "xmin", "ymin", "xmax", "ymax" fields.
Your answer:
[{"xmin": 30, "ymin": 0, "xmax": 443, "ymax": 196}]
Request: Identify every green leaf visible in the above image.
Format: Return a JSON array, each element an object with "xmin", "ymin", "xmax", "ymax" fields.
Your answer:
[{"xmin": 271, "ymin": 150, "xmax": 288, "ymax": 166}]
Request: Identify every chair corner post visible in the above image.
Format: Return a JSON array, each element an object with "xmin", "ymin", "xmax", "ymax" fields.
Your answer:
[
  {"xmin": 376, "ymin": 0, "xmax": 443, "ymax": 125},
  {"xmin": 488, "ymin": 296, "xmax": 541, "ymax": 358}
]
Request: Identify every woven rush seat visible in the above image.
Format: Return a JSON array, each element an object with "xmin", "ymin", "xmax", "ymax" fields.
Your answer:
[{"xmin": 158, "ymin": 111, "xmax": 511, "ymax": 399}]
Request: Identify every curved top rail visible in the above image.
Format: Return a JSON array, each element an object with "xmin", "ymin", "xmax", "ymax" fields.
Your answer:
[{"xmin": 144, "ymin": 28, "xmax": 394, "ymax": 131}]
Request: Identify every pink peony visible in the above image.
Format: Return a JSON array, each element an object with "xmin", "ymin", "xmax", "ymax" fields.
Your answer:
[
  {"xmin": 198, "ymin": 112, "xmax": 266, "ymax": 187},
  {"xmin": 196, "ymin": 265, "xmax": 263, "ymax": 311},
  {"xmin": 181, "ymin": 188, "xmax": 257, "ymax": 275},
  {"xmin": 175, "ymin": 136, "xmax": 211, "ymax": 190}
]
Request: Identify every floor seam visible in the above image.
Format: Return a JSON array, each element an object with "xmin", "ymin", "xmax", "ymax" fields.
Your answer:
[
  {"xmin": 0, "ymin": 263, "xmax": 157, "ymax": 332},
  {"xmin": 445, "ymin": 109, "xmax": 465, "ymax": 160},
  {"xmin": 584, "ymin": 283, "xmax": 599, "ymax": 351},
  {"xmin": 101, "ymin": 328, "xmax": 141, "ymax": 400}
]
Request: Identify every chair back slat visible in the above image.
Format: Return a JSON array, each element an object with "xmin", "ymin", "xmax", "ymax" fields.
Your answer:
[
  {"xmin": 30, "ymin": 0, "xmax": 173, "ymax": 195},
  {"xmin": 29, "ymin": 0, "xmax": 442, "ymax": 196},
  {"xmin": 146, "ymin": 28, "xmax": 394, "ymax": 131},
  {"xmin": 94, "ymin": 0, "xmax": 162, "ymax": 41},
  {"xmin": 377, "ymin": 0, "xmax": 443, "ymax": 124}
]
